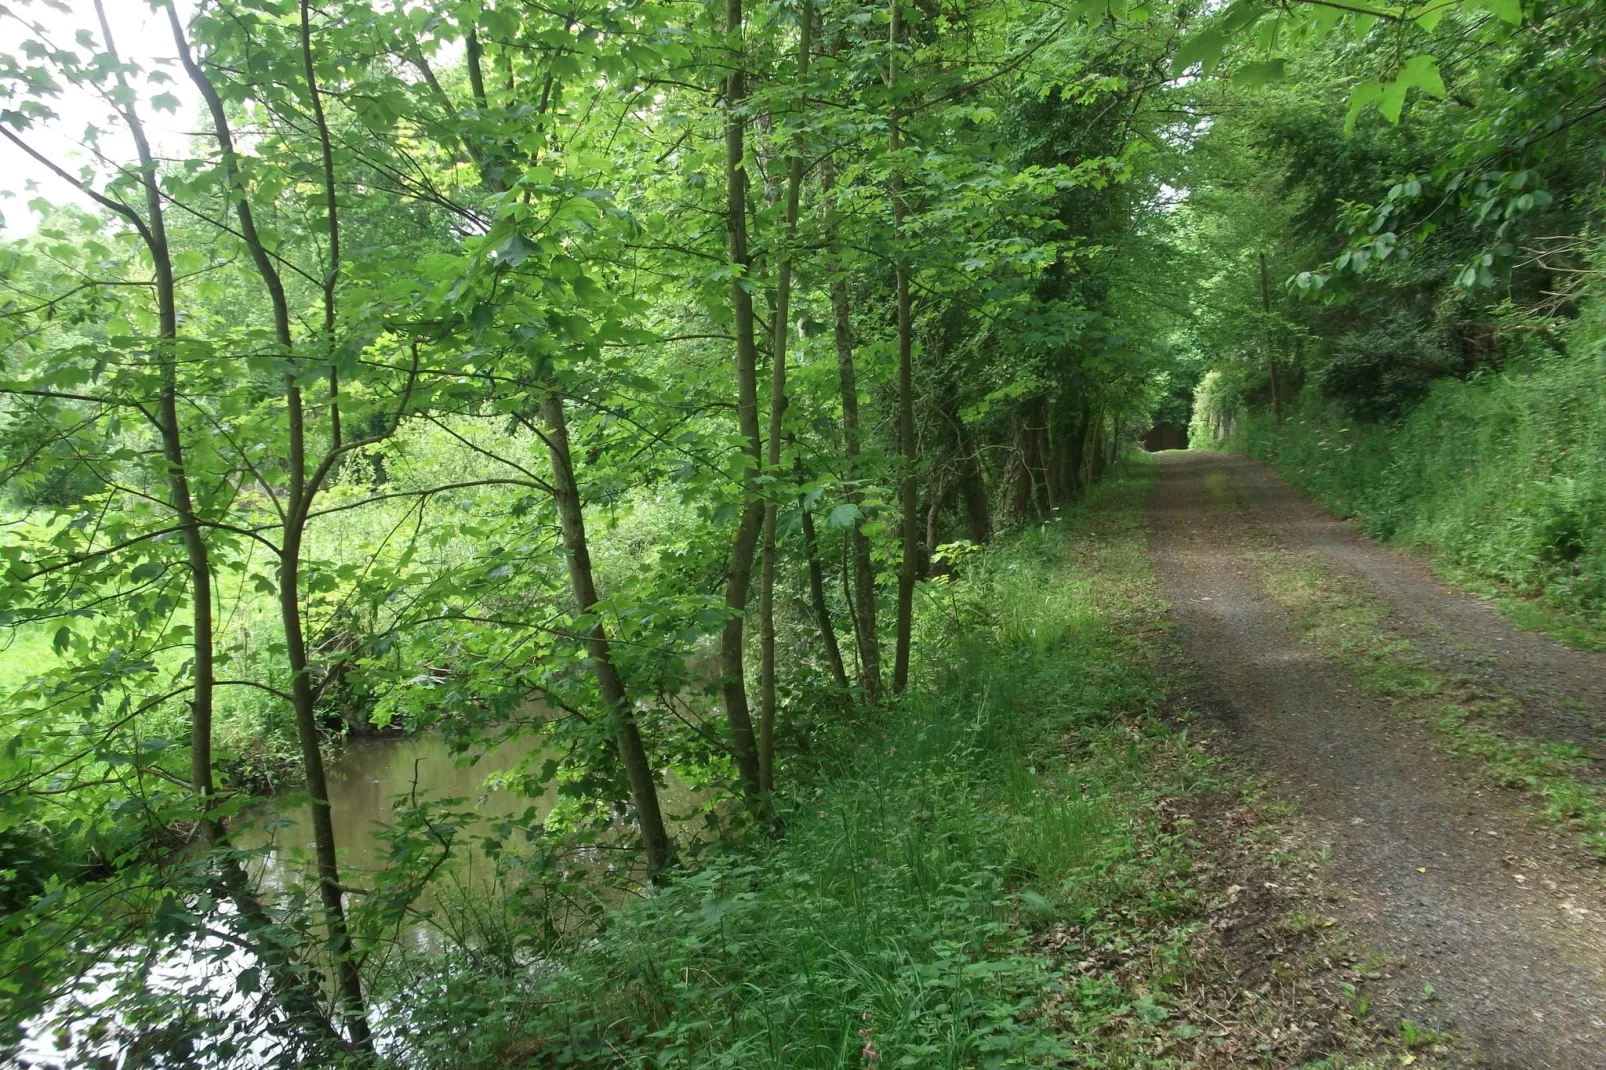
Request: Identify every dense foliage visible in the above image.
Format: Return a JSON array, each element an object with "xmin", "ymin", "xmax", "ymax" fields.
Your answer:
[
  {"xmin": 1177, "ymin": 0, "xmax": 1606, "ymax": 635},
  {"xmin": 2, "ymin": 0, "xmax": 1601, "ymax": 1061},
  {"xmin": 0, "ymin": 0, "xmax": 1177, "ymax": 1059}
]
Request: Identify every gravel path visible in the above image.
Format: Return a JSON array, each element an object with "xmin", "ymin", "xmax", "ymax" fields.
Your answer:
[
  {"xmin": 1148, "ymin": 450, "xmax": 1606, "ymax": 1069},
  {"xmin": 1224, "ymin": 454, "xmax": 1606, "ymax": 761}
]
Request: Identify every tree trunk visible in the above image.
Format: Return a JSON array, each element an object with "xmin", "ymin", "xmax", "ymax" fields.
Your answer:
[
  {"xmin": 412, "ymin": 14, "xmax": 677, "ymax": 866},
  {"xmin": 541, "ymin": 395, "xmax": 673, "ymax": 876},
  {"xmin": 167, "ymin": 12, "xmax": 346, "ymax": 1044},
  {"xmin": 720, "ymin": 0, "xmax": 765, "ymax": 808},
  {"xmin": 924, "ymin": 474, "xmax": 949, "ymax": 565},
  {"xmin": 1025, "ymin": 403, "xmax": 1050, "ymax": 514},
  {"xmin": 800, "ymin": 500, "xmax": 849, "ymax": 690},
  {"xmin": 927, "ymin": 319, "xmax": 988, "ymax": 544},
  {"xmin": 1007, "ymin": 413, "xmax": 1034, "ymax": 520},
  {"xmin": 822, "ymin": 158, "xmax": 879, "ymax": 703},
  {"xmin": 276, "ymin": 27, "xmax": 368, "ymax": 1031},
  {"xmin": 1064, "ymin": 410, "xmax": 1086, "ymax": 501},
  {"xmin": 300, "ymin": 1, "xmax": 342, "ymax": 449},
  {"xmin": 1085, "ymin": 407, "xmax": 1106, "ymax": 486},
  {"xmin": 888, "ymin": 0, "xmax": 918, "ymax": 695},
  {"xmin": 757, "ymin": 3, "xmax": 813, "ymax": 797},
  {"xmin": 950, "ymin": 407, "xmax": 990, "ymax": 543},
  {"xmin": 840, "ymin": 535, "xmax": 860, "ymax": 680},
  {"xmin": 279, "ymin": 387, "xmax": 370, "ymax": 1047},
  {"xmin": 1043, "ymin": 417, "xmax": 1062, "ymax": 512},
  {"xmin": 173, "ymin": 0, "xmax": 368, "ymax": 1031}
]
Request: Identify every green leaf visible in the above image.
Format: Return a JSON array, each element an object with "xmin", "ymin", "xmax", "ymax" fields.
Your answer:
[
  {"xmin": 1171, "ymin": 28, "xmax": 1225, "ymax": 77},
  {"xmin": 824, "ymin": 503, "xmax": 860, "ymax": 530},
  {"xmin": 1220, "ymin": 0, "xmax": 1264, "ymax": 34},
  {"xmin": 1232, "ymin": 59, "xmax": 1286, "ymax": 88},
  {"xmin": 1070, "ymin": 0, "xmax": 1111, "ymax": 23},
  {"xmin": 1345, "ymin": 78, "xmax": 1383, "ymax": 134},
  {"xmin": 1399, "ymin": 55, "xmax": 1446, "ymax": 100},
  {"xmin": 1309, "ymin": 4, "xmax": 1345, "ymax": 35},
  {"xmin": 494, "ymin": 231, "xmax": 536, "ymax": 267},
  {"xmin": 52, "ymin": 625, "xmax": 70, "ymax": 654},
  {"xmin": 1476, "ymin": 0, "xmax": 1522, "ymax": 23},
  {"xmin": 700, "ymin": 895, "xmax": 736, "ymax": 927},
  {"xmin": 150, "ymin": 93, "xmax": 180, "ymax": 114},
  {"xmin": 1379, "ymin": 77, "xmax": 1409, "ymax": 123},
  {"xmin": 1415, "ymin": 1, "xmax": 1449, "ymax": 31},
  {"xmin": 1366, "ymin": 56, "xmax": 1447, "ymax": 126}
]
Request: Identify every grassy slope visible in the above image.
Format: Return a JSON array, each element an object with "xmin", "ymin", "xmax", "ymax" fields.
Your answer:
[
  {"xmin": 1224, "ymin": 353, "xmax": 1606, "ymax": 649},
  {"xmin": 388, "ymin": 461, "xmax": 1401, "ymax": 1069}
]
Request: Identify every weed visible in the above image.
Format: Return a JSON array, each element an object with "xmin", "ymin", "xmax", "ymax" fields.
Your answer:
[{"xmin": 1397, "ymin": 1018, "xmax": 1441, "ymax": 1048}]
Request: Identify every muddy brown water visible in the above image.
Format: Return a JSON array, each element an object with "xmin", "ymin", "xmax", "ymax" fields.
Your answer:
[
  {"xmin": 20, "ymin": 727, "xmax": 706, "ymax": 1066},
  {"xmin": 239, "ymin": 727, "xmax": 708, "ymax": 912},
  {"xmin": 233, "ymin": 725, "xmax": 709, "ymax": 934},
  {"xmin": 1149, "ymin": 450, "xmax": 1606, "ymax": 1069},
  {"xmin": 238, "ymin": 729, "xmax": 545, "ymax": 908}
]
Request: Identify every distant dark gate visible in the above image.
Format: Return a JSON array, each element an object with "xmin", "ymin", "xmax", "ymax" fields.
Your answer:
[{"xmin": 1143, "ymin": 424, "xmax": 1188, "ymax": 451}]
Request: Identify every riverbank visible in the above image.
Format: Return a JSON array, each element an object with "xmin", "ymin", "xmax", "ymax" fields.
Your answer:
[{"xmin": 379, "ymin": 459, "xmax": 1401, "ymax": 1068}]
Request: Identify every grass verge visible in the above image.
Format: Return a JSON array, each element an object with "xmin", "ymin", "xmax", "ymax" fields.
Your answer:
[
  {"xmin": 1425, "ymin": 561, "xmax": 1606, "ymax": 653},
  {"xmin": 383, "ymin": 461, "xmax": 1400, "ymax": 1068}
]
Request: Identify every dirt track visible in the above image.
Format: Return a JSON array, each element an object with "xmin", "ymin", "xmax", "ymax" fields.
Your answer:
[{"xmin": 1148, "ymin": 450, "xmax": 1606, "ymax": 1069}]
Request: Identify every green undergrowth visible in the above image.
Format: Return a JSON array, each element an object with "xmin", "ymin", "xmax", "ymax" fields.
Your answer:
[
  {"xmin": 373, "ymin": 462, "xmax": 1391, "ymax": 1068},
  {"xmin": 1257, "ymin": 553, "xmax": 1606, "ymax": 859},
  {"xmin": 1222, "ymin": 350, "xmax": 1606, "ymax": 651}
]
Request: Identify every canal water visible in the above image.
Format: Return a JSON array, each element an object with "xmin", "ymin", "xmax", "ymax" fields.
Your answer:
[
  {"xmin": 19, "ymin": 725, "xmax": 707, "ymax": 1066},
  {"xmin": 237, "ymin": 728, "xmax": 550, "ymax": 909}
]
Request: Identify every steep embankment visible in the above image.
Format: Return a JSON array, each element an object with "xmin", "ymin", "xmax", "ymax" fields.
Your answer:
[{"xmin": 395, "ymin": 464, "xmax": 1402, "ymax": 1068}]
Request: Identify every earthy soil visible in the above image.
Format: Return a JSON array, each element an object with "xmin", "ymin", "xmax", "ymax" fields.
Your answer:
[{"xmin": 1148, "ymin": 450, "xmax": 1606, "ymax": 1069}]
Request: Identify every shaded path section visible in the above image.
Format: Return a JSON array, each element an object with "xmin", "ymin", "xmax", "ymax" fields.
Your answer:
[{"xmin": 1148, "ymin": 450, "xmax": 1606, "ymax": 1069}]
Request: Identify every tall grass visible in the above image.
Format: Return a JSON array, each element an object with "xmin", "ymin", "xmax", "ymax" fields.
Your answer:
[
  {"xmin": 381, "ymin": 463, "xmax": 1216, "ymax": 1068},
  {"xmin": 1226, "ymin": 349, "xmax": 1606, "ymax": 636}
]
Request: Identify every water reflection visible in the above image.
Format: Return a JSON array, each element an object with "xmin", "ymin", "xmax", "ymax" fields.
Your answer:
[
  {"xmin": 20, "ymin": 726, "xmax": 708, "ymax": 1067},
  {"xmin": 236, "ymin": 729, "xmax": 549, "ymax": 907},
  {"xmin": 18, "ymin": 732, "xmax": 548, "ymax": 1068}
]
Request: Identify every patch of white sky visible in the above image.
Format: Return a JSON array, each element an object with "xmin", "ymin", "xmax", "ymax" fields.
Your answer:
[
  {"xmin": 1149, "ymin": 105, "xmax": 1212, "ymax": 213},
  {"xmin": 1, "ymin": 0, "xmax": 202, "ymax": 236},
  {"xmin": 1, "ymin": 1, "xmax": 469, "ymax": 237}
]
